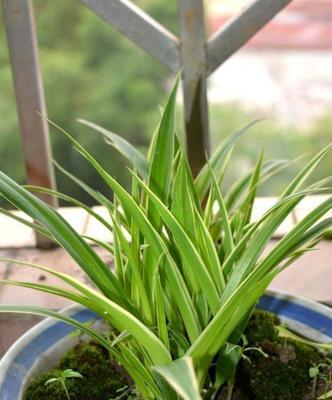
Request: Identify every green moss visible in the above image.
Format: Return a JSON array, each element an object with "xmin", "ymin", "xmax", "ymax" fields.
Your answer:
[
  {"xmin": 244, "ymin": 309, "xmax": 279, "ymax": 344},
  {"xmin": 25, "ymin": 342, "xmax": 129, "ymax": 400},
  {"xmin": 234, "ymin": 310, "xmax": 321, "ymax": 400},
  {"xmin": 241, "ymin": 341, "xmax": 319, "ymax": 400}
]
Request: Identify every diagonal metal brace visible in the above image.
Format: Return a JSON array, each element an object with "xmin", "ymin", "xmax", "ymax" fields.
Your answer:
[
  {"xmin": 80, "ymin": 0, "xmax": 180, "ymax": 72},
  {"xmin": 207, "ymin": 0, "xmax": 294, "ymax": 75}
]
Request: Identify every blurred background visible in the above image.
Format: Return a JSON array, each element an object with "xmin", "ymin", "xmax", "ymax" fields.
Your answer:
[{"xmin": 0, "ymin": 0, "xmax": 331, "ymax": 205}]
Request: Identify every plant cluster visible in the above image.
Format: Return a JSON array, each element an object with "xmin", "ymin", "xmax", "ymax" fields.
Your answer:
[{"xmin": 1, "ymin": 77, "xmax": 332, "ymax": 399}]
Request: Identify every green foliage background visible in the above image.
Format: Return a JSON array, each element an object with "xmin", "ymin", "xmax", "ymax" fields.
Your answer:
[{"xmin": 0, "ymin": 0, "xmax": 331, "ymax": 205}]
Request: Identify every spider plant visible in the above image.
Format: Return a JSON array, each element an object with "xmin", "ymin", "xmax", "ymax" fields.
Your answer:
[{"xmin": 0, "ymin": 76, "xmax": 331, "ymax": 400}]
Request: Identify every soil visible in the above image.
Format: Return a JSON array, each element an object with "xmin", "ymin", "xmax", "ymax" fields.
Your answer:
[{"xmin": 25, "ymin": 310, "xmax": 332, "ymax": 400}]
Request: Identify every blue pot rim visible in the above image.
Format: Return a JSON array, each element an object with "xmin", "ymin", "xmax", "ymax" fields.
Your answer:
[{"xmin": 0, "ymin": 290, "xmax": 331, "ymax": 399}]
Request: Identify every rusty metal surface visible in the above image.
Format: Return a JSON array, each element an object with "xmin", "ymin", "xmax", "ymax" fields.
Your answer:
[
  {"xmin": 2, "ymin": 0, "xmax": 57, "ymax": 248},
  {"xmin": 80, "ymin": 0, "xmax": 180, "ymax": 72},
  {"xmin": 178, "ymin": 0, "xmax": 210, "ymax": 175},
  {"xmin": 207, "ymin": 0, "xmax": 294, "ymax": 74}
]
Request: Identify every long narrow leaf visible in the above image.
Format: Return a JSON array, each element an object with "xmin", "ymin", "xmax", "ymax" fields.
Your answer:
[
  {"xmin": 78, "ymin": 118, "xmax": 149, "ymax": 180},
  {"xmin": 195, "ymin": 119, "xmax": 263, "ymax": 200},
  {"xmin": 51, "ymin": 121, "xmax": 202, "ymax": 342},
  {"xmin": 153, "ymin": 357, "xmax": 202, "ymax": 400},
  {"xmin": 133, "ymin": 172, "xmax": 220, "ymax": 314},
  {"xmin": 281, "ymin": 144, "xmax": 331, "ymax": 198},
  {"xmin": 25, "ymin": 185, "xmax": 114, "ymax": 232},
  {"xmin": 208, "ymin": 164, "xmax": 234, "ymax": 258},
  {"xmin": 0, "ymin": 171, "xmax": 130, "ymax": 309}
]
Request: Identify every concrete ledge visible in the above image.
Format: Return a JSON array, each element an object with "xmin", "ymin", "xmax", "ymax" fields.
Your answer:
[{"xmin": 1, "ymin": 196, "xmax": 331, "ymax": 249}]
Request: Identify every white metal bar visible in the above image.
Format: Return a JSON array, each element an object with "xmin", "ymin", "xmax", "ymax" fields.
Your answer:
[
  {"xmin": 80, "ymin": 0, "xmax": 180, "ymax": 72},
  {"xmin": 2, "ymin": 0, "xmax": 58, "ymax": 248},
  {"xmin": 207, "ymin": 0, "xmax": 293, "ymax": 74},
  {"xmin": 178, "ymin": 0, "xmax": 210, "ymax": 175}
]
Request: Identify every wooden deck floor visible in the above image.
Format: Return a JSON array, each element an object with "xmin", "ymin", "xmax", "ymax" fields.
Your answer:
[{"xmin": 1, "ymin": 240, "xmax": 331, "ymax": 357}]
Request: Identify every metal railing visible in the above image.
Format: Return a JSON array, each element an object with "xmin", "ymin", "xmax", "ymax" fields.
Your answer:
[{"xmin": 1, "ymin": 0, "xmax": 293, "ymax": 246}]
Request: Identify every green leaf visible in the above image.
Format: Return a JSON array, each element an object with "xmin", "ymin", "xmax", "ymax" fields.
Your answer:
[
  {"xmin": 214, "ymin": 343, "xmax": 242, "ymax": 390},
  {"xmin": 281, "ymin": 144, "xmax": 331, "ymax": 198},
  {"xmin": 256, "ymin": 199, "xmax": 332, "ymax": 276},
  {"xmin": 113, "ymin": 226, "xmax": 125, "ymax": 288},
  {"xmin": 148, "ymin": 74, "xmax": 179, "ymax": 205},
  {"xmin": 0, "ymin": 279, "xmax": 102, "ymax": 314},
  {"xmin": 233, "ymin": 151, "xmax": 264, "ymax": 243},
  {"xmin": 119, "ymin": 344, "xmax": 162, "ymax": 399},
  {"xmin": 319, "ymin": 390, "xmax": 332, "ymax": 399},
  {"xmin": 187, "ymin": 269, "xmax": 276, "ymax": 370},
  {"xmin": 146, "ymin": 73, "xmax": 180, "ymax": 257},
  {"xmin": 222, "ymin": 183, "xmax": 328, "ymax": 297},
  {"xmin": 171, "ymin": 154, "xmax": 196, "ymax": 242},
  {"xmin": 78, "ymin": 119, "xmax": 149, "ymax": 180},
  {"xmin": 189, "ymin": 190, "xmax": 331, "ymax": 371},
  {"xmin": 61, "ymin": 369, "xmax": 83, "ymax": 379},
  {"xmin": 276, "ymin": 326, "xmax": 332, "ymax": 351},
  {"xmin": 207, "ymin": 163, "xmax": 234, "ymax": 259},
  {"xmin": 110, "ymin": 213, "xmax": 153, "ymax": 324},
  {"xmin": 195, "ymin": 119, "xmax": 263, "ymax": 200},
  {"xmin": 0, "ymin": 304, "xmax": 119, "ymax": 355},
  {"xmin": 0, "ymin": 171, "xmax": 130, "ymax": 309},
  {"xmin": 133, "ymin": 172, "xmax": 220, "ymax": 314},
  {"xmin": 53, "ymin": 160, "xmax": 128, "ymax": 225},
  {"xmin": 25, "ymin": 185, "xmax": 114, "ymax": 232},
  {"xmin": 226, "ymin": 159, "xmax": 289, "ymax": 210},
  {"xmin": 53, "ymin": 125, "xmax": 201, "ymax": 342},
  {"xmin": 154, "ymin": 271, "xmax": 170, "ymax": 350},
  {"xmin": 0, "ymin": 259, "xmax": 172, "ymax": 366},
  {"xmin": 45, "ymin": 378, "xmax": 59, "ymax": 385},
  {"xmin": 153, "ymin": 357, "xmax": 202, "ymax": 400},
  {"xmin": 192, "ymin": 205, "xmax": 225, "ymax": 292},
  {"xmin": 0, "ymin": 207, "xmax": 52, "ymax": 240}
]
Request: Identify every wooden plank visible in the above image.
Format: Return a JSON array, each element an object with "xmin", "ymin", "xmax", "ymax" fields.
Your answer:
[
  {"xmin": 2, "ymin": 0, "xmax": 58, "ymax": 248},
  {"xmin": 80, "ymin": 0, "xmax": 180, "ymax": 72},
  {"xmin": 207, "ymin": 0, "xmax": 294, "ymax": 74},
  {"xmin": 178, "ymin": 0, "xmax": 210, "ymax": 176}
]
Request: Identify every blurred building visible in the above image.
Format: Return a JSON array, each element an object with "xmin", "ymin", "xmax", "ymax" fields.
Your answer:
[{"xmin": 207, "ymin": 0, "xmax": 332, "ymax": 125}]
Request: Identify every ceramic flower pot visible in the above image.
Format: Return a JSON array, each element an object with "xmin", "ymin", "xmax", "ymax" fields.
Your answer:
[{"xmin": 0, "ymin": 289, "xmax": 331, "ymax": 400}]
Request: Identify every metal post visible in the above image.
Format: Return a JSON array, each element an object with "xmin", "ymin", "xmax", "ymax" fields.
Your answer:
[
  {"xmin": 2, "ymin": 0, "xmax": 57, "ymax": 248},
  {"xmin": 178, "ymin": 0, "xmax": 209, "ymax": 176}
]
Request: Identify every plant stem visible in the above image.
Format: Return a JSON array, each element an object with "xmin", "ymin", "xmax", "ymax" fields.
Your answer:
[
  {"xmin": 61, "ymin": 380, "xmax": 71, "ymax": 400},
  {"xmin": 312, "ymin": 375, "xmax": 317, "ymax": 397}
]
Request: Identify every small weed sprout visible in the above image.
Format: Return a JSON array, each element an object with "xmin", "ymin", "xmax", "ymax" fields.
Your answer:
[
  {"xmin": 238, "ymin": 334, "xmax": 269, "ymax": 365},
  {"xmin": 109, "ymin": 384, "xmax": 136, "ymax": 400},
  {"xmin": 309, "ymin": 364, "xmax": 321, "ymax": 396},
  {"xmin": 310, "ymin": 360, "xmax": 332, "ymax": 398},
  {"xmin": 45, "ymin": 369, "xmax": 83, "ymax": 400},
  {"xmin": 242, "ymin": 346, "xmax": 269, "ymax": 363}
]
